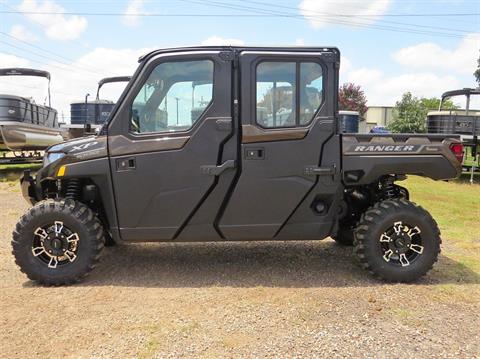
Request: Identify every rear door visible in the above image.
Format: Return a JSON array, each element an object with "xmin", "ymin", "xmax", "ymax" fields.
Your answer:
[
  {"xmin": 108, "ymin": 50, "xmax": 237, "ymax": 241},
  {"xmin": 218, "ymin": 49, "xmax": 341, "ymax": 239}
]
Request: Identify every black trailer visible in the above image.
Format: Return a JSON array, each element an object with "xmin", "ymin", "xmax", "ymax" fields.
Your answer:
[
  {"xmin": 426, "ymin": 88, "xmax": 480, "ymax": 183},
  {"xmin": 0, "ymin": 68, "xmax": 63, "ymax": 153}
]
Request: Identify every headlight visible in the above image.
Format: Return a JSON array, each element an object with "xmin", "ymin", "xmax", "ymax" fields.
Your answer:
[{"xmin": 43, "ymin": 152, "xmax": 65, "ymax": 167}]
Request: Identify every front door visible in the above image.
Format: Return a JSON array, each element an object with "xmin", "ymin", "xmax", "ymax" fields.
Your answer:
[{"xmin": 108, "ymin": 51, "xmax": 237, "ymax": 241}]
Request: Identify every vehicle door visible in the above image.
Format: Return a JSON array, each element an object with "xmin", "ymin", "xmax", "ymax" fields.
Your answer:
[
  {"xmin": 107, "ymin": 50, "xmax": 237, "ymax": 241},
  {"xmin": 218, "ymin": 49, "xmax": 341, "ymax": 239}
]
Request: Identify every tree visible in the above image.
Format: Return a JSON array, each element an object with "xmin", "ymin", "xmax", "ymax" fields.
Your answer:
[
  {"xmin": 389, "ymin": 93, "xmax": 458, "ymax": 133},
  {"xmin": 420, "ymin": 97, "xmax": 457, "ymax": 111},
  {"xmin": 474, "ymin": 51, "xmax": 480, "ymax": 86},
  {"xmin": 338, "ymin": 83, "xmax": 368, "ymax": 116}
]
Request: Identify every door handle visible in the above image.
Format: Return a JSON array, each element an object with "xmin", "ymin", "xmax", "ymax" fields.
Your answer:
[
  {"xmin": 304, "ymin": 165, "xmax": 336, "ymax": 176},
  {"xmin": 116, "ymin": 157, "xmax": 136, "ymax": 171},
  {"xmin": 200, "ymin": 160, "xmax": 236, "ymax": 176},
  {"xmin": 244, "ymin": 148, "xmax": 264, "ymax": 159}
]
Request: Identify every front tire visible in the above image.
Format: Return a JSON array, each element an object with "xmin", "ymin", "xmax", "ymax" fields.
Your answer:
[
  {"xmin": 12, "ymin": 199, "xmax": 105, "ymax": 285},
  {"xmin": 354, "ymin": 199, "xmax": 440, "ymax": 282}
]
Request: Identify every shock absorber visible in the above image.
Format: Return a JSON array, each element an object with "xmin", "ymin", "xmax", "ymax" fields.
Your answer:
[
  {"xmin": 65, "ymin": 179, "xmax": 81, "ymax": 200},
  {"xmin": 381, "ymin": 176, "xmax": 397, "ymax": 199}
]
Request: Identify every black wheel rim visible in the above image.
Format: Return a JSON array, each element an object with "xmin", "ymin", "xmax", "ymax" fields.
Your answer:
[
  {"xmin": 379, "ymin": 221, "xmax": 424, "ymax": 267},
  {"xmin": 31, "ymin": 221, "xmax": 80, "ymax": 269}
]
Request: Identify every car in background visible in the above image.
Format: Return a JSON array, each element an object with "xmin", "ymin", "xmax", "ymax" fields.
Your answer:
[{"xmin": 370, "ymin": 126, "xmax": 390, "ymax": 134}]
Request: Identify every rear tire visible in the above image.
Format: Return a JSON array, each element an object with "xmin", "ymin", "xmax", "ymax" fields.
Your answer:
[
  {"xmin": 353, "ymin": 198, "xmax": 440, "ymax": 282},
  {"xmin": 12, "ymin": 199, "xmax": 105, "ymax": 285}
]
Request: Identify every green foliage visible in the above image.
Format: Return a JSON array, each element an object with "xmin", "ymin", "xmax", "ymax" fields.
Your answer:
[
  {"xmin": 338, "ymin": 83, "xmax": 368, "ymax": 116},
  {"xmin": 420, "ymin": 97, "xmax": 457, "ymax": 111},
  {"xmin": 389, "ymin": 92, "xmax": 426, "ymax": 133},
  {"xmin": 389, "ymin": 93, "xmax": 458, "ymax": 133}
]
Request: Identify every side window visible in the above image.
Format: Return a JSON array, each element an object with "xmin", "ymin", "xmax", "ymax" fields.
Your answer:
[
  {"xmin": 131, "ymin": 60, "xmax": 214, "ymax": 134},
  {"xmin": 256, "ymin": 62, "xmax": 296, "ymax": 128},
  {"xmin": 300, "ymin": 62, "xmax": 323, "ymax": 125},
  {"xmin": 255, "ymin": 61, "xmax": 323, "ymax": 128}
]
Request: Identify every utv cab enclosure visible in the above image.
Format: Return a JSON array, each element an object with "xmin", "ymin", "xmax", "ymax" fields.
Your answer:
[{"xmin": 14, "ymin": 46, "xmax": 463, "ymax": 285}]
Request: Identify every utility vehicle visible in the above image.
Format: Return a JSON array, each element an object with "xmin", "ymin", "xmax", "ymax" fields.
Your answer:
[{"xmin": 13, "ymin": 47, "xmax": 464, "ymax": 285}]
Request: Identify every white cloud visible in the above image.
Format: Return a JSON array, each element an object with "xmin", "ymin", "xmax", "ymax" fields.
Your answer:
[
  {"xmin": 18, "ymin": 0, "xmax": 87, "ymax": 41},
  {"xmin": 340, "ymin": 56, "xmax": 352, "ymax": 77},
  {"xmin": 201, "ymin": 36, "xmax": 245, "ymax": 46},
  {"xmin": 345, "ymin": 67, "xmax": 460, "ymax": 106},
  {"xmin": 0, "ymin": 53, "xmax": 31, "ymax": 68},
  {"xmin": 339, "ymin": 33, "xmax": 479, "ymax": 106},
  {"xmin": 392, "ymin": 33, "xmax": 480, "ymax": 75},
  {"xmin": 123, "ymin": 0, "xmax": 146, "ymax": 27},
  {"xmin": 299, "ymin": 0, "xmax": 391, "ymax": 28},
  {"xmin": 9, "ymin": 25, "xmax": 38, "ymax": 43}
]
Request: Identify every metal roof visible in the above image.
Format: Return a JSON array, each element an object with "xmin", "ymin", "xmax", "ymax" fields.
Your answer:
[
  {"xmin": 0, "ymin": 68, "xmax": 51, "ymax": 80},
  {"xmin": 441, "ymin": 88, "xmax": 480, "ymax": 99},
  {"xmin": 138, "ymin": 46, "xmax": 340, "ymax": 63}
]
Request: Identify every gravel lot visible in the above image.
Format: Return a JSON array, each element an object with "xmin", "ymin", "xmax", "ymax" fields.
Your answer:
[{"xmin": 1, "ymin": 181, "xmax": 479, "ymax": 358}]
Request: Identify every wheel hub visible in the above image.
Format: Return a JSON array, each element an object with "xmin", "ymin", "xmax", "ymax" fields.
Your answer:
[
  {"xmin": 391, "ymin": 233, "xmax": 412, "ymax": 253},
  {"xmin": 31, "ymin": 221, "xmax": 80, "ymax": 269},
  {"xmin": 43, "ymin": 233, "xmax": 69, "ymax": 257},
  {"xmin": 379, "ymin": 221, "xmax": 424, "ymax": 267}
]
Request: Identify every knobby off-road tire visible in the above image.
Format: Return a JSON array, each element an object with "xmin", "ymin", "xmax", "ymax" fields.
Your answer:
[
  {"xmin": 12, "ymin": 199, "xmax": 105, "ymax": 285},
  {"xmin": 354, "ymin": 198, "xmax": 441, "ymax": 282}
]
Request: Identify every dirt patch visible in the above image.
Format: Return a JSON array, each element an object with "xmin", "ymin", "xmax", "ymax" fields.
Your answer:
[{"xmin": 0, "ymin": 182, "xmax": 479, "ymax": 358}]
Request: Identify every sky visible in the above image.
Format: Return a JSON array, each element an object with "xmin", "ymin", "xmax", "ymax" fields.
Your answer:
[{"xmin": 0, "ymin": 0, "xmax": 479, "ymax": 122}]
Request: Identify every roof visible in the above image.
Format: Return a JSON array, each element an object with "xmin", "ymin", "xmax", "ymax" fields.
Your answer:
[
  {"xmin": 441, "ymin": 88, "xmax": 480, "ymax": 99},
  {"xmin": 98, "ymin": 76, "xmax": 131, "ymax": 87},
  {"xmin": 138, "ymin": 46, "xmax": 340, "ymax": 63},
  {"xmin": 0, "ymin": 68, "xmax": 51, "ymax": 80}
]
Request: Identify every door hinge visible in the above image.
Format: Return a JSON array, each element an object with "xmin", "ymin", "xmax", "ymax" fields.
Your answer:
[
  {"xmin": 219, "ymin": 50, "xmax": 235, "ymax": 61},
  {"xmin": 201, "ymin": 160, "xmax": 236, "ymax": 176},
  {"xmin": 304, "ymin": 165, "xmax": 336, "ymax": 176}
]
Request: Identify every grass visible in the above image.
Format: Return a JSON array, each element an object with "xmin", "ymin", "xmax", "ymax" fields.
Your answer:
[
  {"xmin": 463, "ymin": 149, "xmax": 479, "ymax": 168},
  {"xmin": 404, "ymin": 176, "xmax": 479, "ymax": 244},
  {"xmin": 403, "ymin": 176, "xmax": 480, "ymax": 282},
  {"xmin": 0, "ymin": 163, "xmax": 42, "ymax": 171}
]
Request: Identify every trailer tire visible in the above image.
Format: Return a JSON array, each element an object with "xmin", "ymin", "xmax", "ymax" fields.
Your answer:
[
  {"xmin": 12, "ymin": 199, "xmax": 105, "ymax": 285},
  {"xmin": 354, "ymin": 198, "xmax": 440, "ymax": 282}
]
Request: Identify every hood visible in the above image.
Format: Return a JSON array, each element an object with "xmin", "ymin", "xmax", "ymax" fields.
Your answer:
[{"xmin": 47, "ymin": 135, "xmax": 108, "ymax": 161}]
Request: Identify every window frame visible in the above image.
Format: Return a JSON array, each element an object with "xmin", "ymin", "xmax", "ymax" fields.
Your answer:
[
  {"xmin": 128, "ymin": 58, "xmax": 216, "ymax": 136},
  {"xmin": 254, "ymin": 58, "xmax": 325, "ymax": 129}
]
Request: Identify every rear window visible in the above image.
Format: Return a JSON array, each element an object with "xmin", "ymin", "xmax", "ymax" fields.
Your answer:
[{"xmin": 256, "ymin": 61, "xmax": 323, "ymax": 128}]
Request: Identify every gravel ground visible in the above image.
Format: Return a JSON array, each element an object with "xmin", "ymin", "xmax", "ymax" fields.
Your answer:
[{"xmin": 0, "ymin": 182, "xmax": 479, "ymax": 358}]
